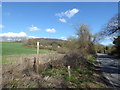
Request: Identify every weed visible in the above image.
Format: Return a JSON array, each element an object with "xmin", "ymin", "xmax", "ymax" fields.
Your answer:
[
  {"xmin": 27, "ymin": 82, "xmax": 37, "ymax": 88},
  {"xmin": 41, "ymin": 68, "xmax": 67, "ymax": 77},
  {"xmin": 11, "ymin": 79, "xmax": 19, "ymax": 88},
  {"xmin": 87, "ymin": 56, "xmax": 95, "ymax": 64},
  {"xmin": 87, "ymin": 56, "xmax": 96, "ymax": 70}
]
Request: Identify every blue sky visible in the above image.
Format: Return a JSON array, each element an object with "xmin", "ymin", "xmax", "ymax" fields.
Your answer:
[{"xmin": 1, "ymin": 2, "xmax": 118, "ymax": 45}]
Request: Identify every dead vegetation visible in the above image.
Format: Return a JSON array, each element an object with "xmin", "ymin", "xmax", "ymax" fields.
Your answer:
[
  {"xmin": 2, "ymin": 53, "xmax": 108, "ymax": 88},
  {"xmin": 2, "ymin": 53, "xmax": 66, "ymax": 88}
]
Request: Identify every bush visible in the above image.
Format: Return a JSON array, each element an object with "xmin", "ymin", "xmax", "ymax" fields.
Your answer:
[
  {"xmin": 63, "ymin": 24, "xmax": 97, "ymax": 58},
  {"xmin": 86, "ymin": 56, "xmax": 96, "ymax": 70},
  {"xmin": 55, "ymin": 48, "xmax": 69, "ymax": 54},
  {"xmin": 113, "ymin": 36, "xmax": 120, "ymax": 57}
]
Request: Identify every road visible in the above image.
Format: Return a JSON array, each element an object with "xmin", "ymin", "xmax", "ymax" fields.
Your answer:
[{"xmin": 97, "ymin": 53, "xmax": 120, "ymax": 89}]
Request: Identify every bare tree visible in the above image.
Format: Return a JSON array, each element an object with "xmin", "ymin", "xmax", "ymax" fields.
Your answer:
[
  {"xmin": 77, "ymin": 24, "xmax": 96, "ymax": 57},
  {"xmin": 100, "ymin": 14, "xmax": 120, "ymax": 57},
  {"xmin": 101, "ymin": 14, "xmax": 120, "ymax": 36}
]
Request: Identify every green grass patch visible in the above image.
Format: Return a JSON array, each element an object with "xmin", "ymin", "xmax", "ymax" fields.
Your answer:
[
  {"xmin": 41, "ymin": 68, "xmax": 67, "ymax": 77},
  {"xmin": 40, "ymin": 66, "xmax": 94, "ymax": 88},
  {"xmin": 10, "ymin": 79, "xmax": 19, "ymax": 88},
  {"xmin": 2, "ymin": 42, "xmax": 55, "ymax": 56},
  {"xmin": 1, "ymin": 59, "xmax": 13, "ymax": 64},
  {"xmin": 1, "ymin": 42, "xmax": 56, "ymax": 64},
  {"xmin": 1, "ymin": 55, "xmax": 19, "ymax": 64},
  {"xmin": 87, "ymin": 56, "xmax": 96, "ymax": 64},
  {"xmin": 87, "ymin": 56, "xmax": 96, "ymax": 70},
  {"xmin": 27, "ymin": 82, "xmax": 37, "ymax": 88}
]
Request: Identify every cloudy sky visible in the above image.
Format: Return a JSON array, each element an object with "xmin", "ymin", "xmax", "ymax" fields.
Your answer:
[{"xmin": 1, "ymin": 2, "xmax": 118, "ymax": 45}]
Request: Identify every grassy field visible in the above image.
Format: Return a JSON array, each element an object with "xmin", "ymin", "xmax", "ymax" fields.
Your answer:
[
  {"xmin": 1, "ymin": 42, "xmax": 55, "ymax": 64},
  {"xmin": 2, "ymin": 42, "xmax": 54, "ymax": 55}
]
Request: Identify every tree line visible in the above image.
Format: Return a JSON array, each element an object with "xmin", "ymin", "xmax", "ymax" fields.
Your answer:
[{"xmin": 23, "ymin": 14, "xmax": 119, "ymax": 58}]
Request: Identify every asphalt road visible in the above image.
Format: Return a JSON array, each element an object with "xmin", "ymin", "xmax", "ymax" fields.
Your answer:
[{"xmin": 97, "ymin": 53, "xmax": 120, "ymax": 89}]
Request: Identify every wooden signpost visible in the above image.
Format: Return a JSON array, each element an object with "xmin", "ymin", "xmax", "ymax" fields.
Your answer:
[
  {"xmin": 36, "ymin": 42, "xmax": 40, "ymax": 73},
  {"xmin": 68, "ymin": 65, "xmax": 71, "ymax": 77},
  {"xmin": 37, "ymin": 42, "xmax": 40, "ymax": 56}
]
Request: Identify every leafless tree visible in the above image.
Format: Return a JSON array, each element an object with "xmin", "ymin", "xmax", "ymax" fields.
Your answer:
[{"xmin": 101, "ymin": 14, "xmax": 120, "ymax": 36}]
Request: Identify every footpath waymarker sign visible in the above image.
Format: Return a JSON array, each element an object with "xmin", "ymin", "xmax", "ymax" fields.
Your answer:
[
  {"xmin": 36, "ymin": 42, "xmax": 40, "ymax": 73},
  {"xmin": 68, "ymin": 66, "xmax": 71, "ymax": 77},
  {"xmin": 37, "ymin": 42, "xmax": 40, "ymax": 55}
]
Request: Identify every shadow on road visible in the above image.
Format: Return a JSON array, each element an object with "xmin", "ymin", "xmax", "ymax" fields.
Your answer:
[
  {"xmin": 98, "ymin": 54, "xmax": 114, "ymax": 59},
  {"xmin": 97, "ymin": 54, "xmax": 120, "ymax": 88},
  {"xmin": 103, "ymin": 67, "xmax": 120, "ymax": 74}
]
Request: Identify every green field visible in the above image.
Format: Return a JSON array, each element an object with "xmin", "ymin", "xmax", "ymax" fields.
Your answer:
[
  {"xmin": 1, "ymin": 42, "xmax": 55, "ymax": 64},
  {"xmin": 2, "ymin": 42, "xmax": 54, "ymax": 56}
]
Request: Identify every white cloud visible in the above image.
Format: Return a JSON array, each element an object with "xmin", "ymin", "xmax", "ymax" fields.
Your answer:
[
  {"xmin": 60, "ymin": 37, "xmax": 67, "ymax": 40},
  {"xmin": 104, "ymin": 36, "xmax": 117, "ymax": 40},
  {"xmin": 28, "ymin": 36, "xmax": 39, "ymax": 39},
  {"xmin": 44, "ymin": 37, "xmax": 47, "ymax": 38},
  {"xmin": 0, "ymin": 25, "xmax": 5, "ymax": 29},
  {"xmin": 0, "ymin": 32, "xmax": 27, "ymax": 38},
  {"xmin": 109, "ymin": 22, "xmax": 118, "ymax": 26},
  {"xmin": 56, "ymin": 8, "xmax": 79, "ymax": 18},
  {"xmin": 100, "ymin": 36, "xmax": 118, "ymax": 46},
  {"xmin": 0, "ymin": 32, "xmax": 41, "ymax": 39},
  {"xmin": 59, "ymin": 18, "xmax": 67, "ymax": 23},
  {"xmin": 72, "ymin": 34, "xmax": 76, "ymax": 37},
  {"xmin": 0, "ymin": 32, "xmax": 40, "ymax": 42},
  {"xmin": 28, "ymin": 25, "xmax": 40, "ymax": 31},
  {"xmin": 72, "ymin": 34, "xmax": 78, "ymax": 38},
  {"xmin": 100, "ymin": 40, "xmax": 113, "ymax": 46},
  {"xmin": 46, "ymin": 28, "xmax": 56, "ymax": 33}
]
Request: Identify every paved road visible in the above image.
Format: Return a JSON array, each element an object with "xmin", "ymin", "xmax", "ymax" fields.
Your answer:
[{"xmin": 97, "ymin": 53, "xmax": 120, "ymax": 89}]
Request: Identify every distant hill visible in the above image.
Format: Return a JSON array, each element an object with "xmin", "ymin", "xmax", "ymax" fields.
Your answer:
[
  {"xmin": 24, "ymin": 38, "xmax": 66, "ymax": 48},
  {"xmin": 29, "ymin": 38, "xmax": 65, "ymax": 42},
  {"xmin": 1, "ymin": 37, "xmax": 65, "ymax": 42}
]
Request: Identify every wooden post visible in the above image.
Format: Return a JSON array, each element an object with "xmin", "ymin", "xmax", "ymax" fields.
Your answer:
[
  {"xmin": 36, "ymin": 42, "xmax": 40, "ymax": 73},
  {"xmin": 33, "ymin": 57, "xmax": 36, "ymax": 72},
  {"xmin": 37, "ymin": 42, "xmax": 40, "ymax": 56},
  {"xmin": 68, "ymin": 66, "xmax": 71, "ymax": 77}
]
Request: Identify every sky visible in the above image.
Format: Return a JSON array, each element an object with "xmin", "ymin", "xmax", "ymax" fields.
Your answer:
[{"xmin": 0, "ymin": 2, "xmax": 118, "ymax": 45}]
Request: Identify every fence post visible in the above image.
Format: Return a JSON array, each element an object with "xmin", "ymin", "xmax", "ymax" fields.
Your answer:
[
  {"xmin": 33, "ymin": 57, "xmax": 36, "ymax": 72},
  {"xmin": 37, "ymin": 42, "xmax": 39, "ymax": 56},
  {"xmin": 36, "ymin": 42, "xmax": 40, "ymax": 73},
  {"xmin": 68, "ymin": 65, "xmax": 71, "ymax": 77}
]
